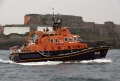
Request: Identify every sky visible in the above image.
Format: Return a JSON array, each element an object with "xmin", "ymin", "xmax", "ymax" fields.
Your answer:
[{"xmin": 0, "ymin": 0, "xmax": 120, "ymax": 25}]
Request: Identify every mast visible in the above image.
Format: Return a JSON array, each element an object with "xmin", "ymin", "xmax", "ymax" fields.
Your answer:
[{"xmin": 52, "ymin": 11, "xmax": 62, "ymax": 31}]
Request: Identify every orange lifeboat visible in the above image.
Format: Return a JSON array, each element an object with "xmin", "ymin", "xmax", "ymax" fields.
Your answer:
[{"xmin": 9, "ymin": 13, "xmax": 109, "ymax": 63}]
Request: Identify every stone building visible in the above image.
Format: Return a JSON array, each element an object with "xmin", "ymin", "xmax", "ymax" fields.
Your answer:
[
  {"xmin": 24, "ymin": 14, "xmax": 83, "ymax": 27},
  {"xmin": 94, "ymin": 24, "xmax": 109, "ymax": 36}
]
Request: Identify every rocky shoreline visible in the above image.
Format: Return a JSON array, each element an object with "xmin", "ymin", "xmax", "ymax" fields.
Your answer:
[{"xmin": 0, "ymin": 35, "xmax": 26, "ymax": 50}]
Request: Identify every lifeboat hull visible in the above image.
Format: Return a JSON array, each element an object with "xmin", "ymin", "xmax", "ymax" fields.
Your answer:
[{"xmin": 9, "ymin": 46, "xmax": 109, "ymax": 63}]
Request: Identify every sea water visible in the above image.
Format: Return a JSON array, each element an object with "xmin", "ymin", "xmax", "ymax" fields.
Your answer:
[{"xmin": 0, "ymin": 49, "xmax": 119, "ymax": 81}]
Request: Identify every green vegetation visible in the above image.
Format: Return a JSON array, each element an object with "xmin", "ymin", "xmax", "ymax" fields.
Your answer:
[{"xmin": 0, "ymin": 33, "xmax": 26, "ymax": 50}]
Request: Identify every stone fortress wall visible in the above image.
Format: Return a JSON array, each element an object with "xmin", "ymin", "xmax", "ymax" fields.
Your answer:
[{"xmin": 0, "ymin": 14, "xmax": 120, "ymax": 48}]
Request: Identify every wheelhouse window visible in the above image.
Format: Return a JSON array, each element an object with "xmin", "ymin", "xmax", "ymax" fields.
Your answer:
[
  {"xmin": 64, "ymin": 37, "xmax": 68, "ymax": 42},
  {"xmin": 50, "ymin": 39, "xmax": 54, "ymax": 43},
  {"xmin": 69, "ymin": 37, "xmax": 72, "ymax": 42},
  {"xmin": 55, "ymin": 38, "xmax": 58, "ymax": 43},
  {"xmin": 73, "ymin": 37, "xmax": 77, "ymax": 41},
  {"xmin": 34, "ymin": 34, "xmax": 39, "ymax": 39}
]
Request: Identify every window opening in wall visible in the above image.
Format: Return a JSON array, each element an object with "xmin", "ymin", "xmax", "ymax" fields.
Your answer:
[
  {"xmin": 64, "ymin": 37, "xmax": 68, "ymax": 42},
  {"xmin": 55, "ymin": 38, "xmax": 58, "ymax": 43},
  {"xmin": 69, "ymin": 37, "xmax": 72, "ymax": 42},
  {"xmin": 73, "ymin": 37, "xmax": 77, "ymax": 41},
  {"xmin": 50, "ymin": 39, "xmax": 54, "ymax": 43}
]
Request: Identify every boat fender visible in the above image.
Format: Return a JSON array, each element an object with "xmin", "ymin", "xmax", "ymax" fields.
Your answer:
[{"xmin": 13, "ymin": 46, "xmax": 17, "ymax": 52}]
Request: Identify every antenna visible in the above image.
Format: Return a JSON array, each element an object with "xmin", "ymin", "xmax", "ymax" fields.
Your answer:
[
  {"xmin": 51, "ymin": 8, "xmax": 62, "ymax": 31},
  {"xmin": 60, "ymin": 14, "xmax": 63, "ymax": 26},
  {"xmin": 52, "ymin": 8, "xmax": 55, "ymax": 23},
  {"xmin": 57, "ymin": 13, "xmax": 60, "ymax": 23}
]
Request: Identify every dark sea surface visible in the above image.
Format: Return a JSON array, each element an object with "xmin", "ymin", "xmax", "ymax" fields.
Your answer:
[{"xmin": 0, "ymin": 49, "xmax": 119, "ymax": 81}]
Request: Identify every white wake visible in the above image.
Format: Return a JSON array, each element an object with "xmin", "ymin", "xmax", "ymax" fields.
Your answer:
[
  {"xmin": 0, "ymin": 59, "xmax": 62, "ymax": 66},
  {"xmin": 0, "ymin": 59, "xmax": 15, "ymax": 64},
  {"xmin": 0, "ymin": 58, "xmax": 112, "ymax": 66},
  {"xmin": 18, "ymin": 61, "xmax": 62, "ymax": 66},
  {"xmin": 80, "ymin": 59, "xmax": 112, "ymax": 63}
]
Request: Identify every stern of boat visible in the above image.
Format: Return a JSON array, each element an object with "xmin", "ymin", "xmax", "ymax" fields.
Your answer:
[{"xmin": 9, "ymin": 46, "xmax": 21, "ymax": 63}]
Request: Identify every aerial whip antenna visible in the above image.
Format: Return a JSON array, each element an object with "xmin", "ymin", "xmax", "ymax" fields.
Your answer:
[{"xmin": 52, "ymin": 8, "xmax": 55, "ymax": 23}]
